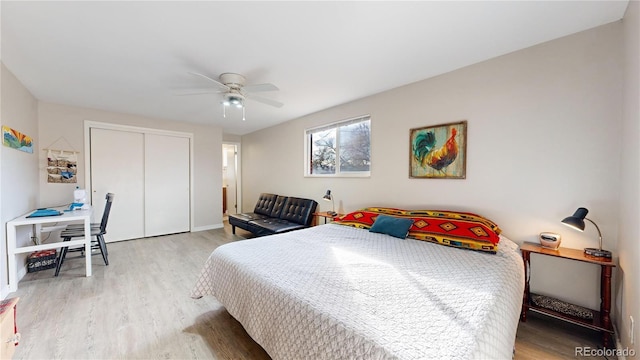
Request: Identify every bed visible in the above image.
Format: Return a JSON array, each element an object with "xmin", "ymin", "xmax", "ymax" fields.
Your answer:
[{"xmin": 192, "ymin": 213, "xmax": 524, "ymax": 360}]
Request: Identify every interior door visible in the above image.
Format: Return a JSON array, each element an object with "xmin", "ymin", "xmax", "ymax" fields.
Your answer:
[
  {"xmin": 144, "ymin": 134, "xmax": 190, "ymax": 237},
  {"xmin": 223, "ymin": 143, "xmax": 241, "ymax": 214},
  {"xmin": 222, "ymin": 144, "xmax": 237, "ymax": 215},
  {"xmin": 90, "ymin": 128, "xmax": 145, "ymax": 242}
]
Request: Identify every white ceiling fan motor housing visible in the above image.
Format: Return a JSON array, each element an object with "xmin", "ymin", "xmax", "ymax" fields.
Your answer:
[{"xmin": 219, "ymin": 73, "xmax": 246, "ymax": 88}]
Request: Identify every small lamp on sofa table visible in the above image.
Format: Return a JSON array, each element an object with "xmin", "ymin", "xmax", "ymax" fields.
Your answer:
[
  {"xmin": 323, "ymin": 190, "xmax": 337, "ymax": 216},
  {"xmin": 561, "ymin": 207, "xmax": 611, "ymax": 258}
]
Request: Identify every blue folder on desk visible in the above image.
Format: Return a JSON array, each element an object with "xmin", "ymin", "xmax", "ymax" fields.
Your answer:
[{"xmin": 26, "ymin": 209, "xmax": 63, "ymax": 218}]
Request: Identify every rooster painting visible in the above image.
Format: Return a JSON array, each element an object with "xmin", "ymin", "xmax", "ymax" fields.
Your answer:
[{"xmin": 411, "ymin": 121, "xmax": 466, "ymax": 178}]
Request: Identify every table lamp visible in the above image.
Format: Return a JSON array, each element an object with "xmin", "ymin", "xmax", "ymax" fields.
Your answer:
[
  {"xmin": 322, "ymin": 190, "xmax": 337, "ymax": 216},
  {"xmin": 561, "ymin": 207, "xmax": 611, "ymax": 258}
]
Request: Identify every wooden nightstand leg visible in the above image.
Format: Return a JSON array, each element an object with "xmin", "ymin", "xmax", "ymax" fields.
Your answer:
[
  {"xmin": 601, "ymin": 265, "xmax": 612, "ymax": 348},
  {"xmin": 521, "ymin": 250, "xmax": 531, "ymax": 322}
]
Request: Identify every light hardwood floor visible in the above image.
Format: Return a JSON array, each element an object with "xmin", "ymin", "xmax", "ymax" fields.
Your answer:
[{"xmin": 10, "ymin": 224, "xmax": 606, "ymax": 359}]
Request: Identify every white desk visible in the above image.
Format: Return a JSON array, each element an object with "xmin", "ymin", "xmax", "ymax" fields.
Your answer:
[{"xmin": 6, "ymin": 208, "xmax": 92, "ymax": 292}]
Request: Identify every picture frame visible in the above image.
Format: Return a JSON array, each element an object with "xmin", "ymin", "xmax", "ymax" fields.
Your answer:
[{"xmin": 410, "ymin": 120, "xmax": 467, "ymax": 179}]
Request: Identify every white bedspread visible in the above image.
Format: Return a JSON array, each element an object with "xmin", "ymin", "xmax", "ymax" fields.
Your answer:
[{"xmin": 192, "ymin": 224, "xmax": 524, "ymax": 360}]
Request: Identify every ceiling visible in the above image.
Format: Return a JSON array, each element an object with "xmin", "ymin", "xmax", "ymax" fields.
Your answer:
[{"xmin": 1, "ymin": 1, "xmax": 629, "ymax": 135}]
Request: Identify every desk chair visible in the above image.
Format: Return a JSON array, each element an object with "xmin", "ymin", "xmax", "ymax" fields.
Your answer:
[{"xmin": 55, "ymin": 193, "xmax": 114, "ymax": 276}]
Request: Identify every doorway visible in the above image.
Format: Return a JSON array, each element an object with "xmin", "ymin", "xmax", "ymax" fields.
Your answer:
[{"xmin": 222, "ymin": 142, "xmax": 241, "ymax": 219}]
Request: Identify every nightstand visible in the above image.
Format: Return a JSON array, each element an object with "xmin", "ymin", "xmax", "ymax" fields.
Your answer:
[
  {"xmin": 520, "ymin": 242, "xmax": 615, "ymax": 348},
  {"xmin": 0, "ymin": 297, "xmax": 19, "ymax": 359},
  {"xmin": 312, "ymin": 211, "xmax": 342, "ymax": 226}
]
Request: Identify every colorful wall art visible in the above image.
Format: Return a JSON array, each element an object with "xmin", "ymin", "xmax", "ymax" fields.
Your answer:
[{"xmin": 2, "ymin": 125, "xmax": 33, "ymax": 154}]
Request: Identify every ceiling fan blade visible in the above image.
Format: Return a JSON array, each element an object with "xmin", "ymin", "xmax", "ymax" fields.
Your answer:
[
  {"xmin": 244, "ymin": 83, "xmax": 279, "ymax": 93},
  {"xmin": 246, "ymin": 93, "xmax": 284, "ymax": 108},
  {"xmin": 174, "ymin": 90, "xmax": 222, "ymax": 96},
  {"xmin": 187, "ymin": 72, "xmax": 230, "ymax": 91}
]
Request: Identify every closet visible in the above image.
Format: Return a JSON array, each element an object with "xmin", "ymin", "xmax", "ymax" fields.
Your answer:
[{"xmin": 88, "ymin": 124, "xmax": 191, "ymax": 242}]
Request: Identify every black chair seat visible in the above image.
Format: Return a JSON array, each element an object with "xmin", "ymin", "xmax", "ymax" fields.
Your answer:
[
  {"xmin": 64, "ymin": 223, "xmax": 101, "ymax": 230},
  {"xmin": 60, "ymin": 227, "xmax": 104, "ymax": 237}
]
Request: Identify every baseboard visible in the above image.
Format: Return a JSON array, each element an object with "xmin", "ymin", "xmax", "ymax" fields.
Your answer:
[
  {"xmin": 17, "ymin": 266, "xmax": 27, "ymax": 284},
  {"xmin": 614, "ymin": 323, "xmax": 625, "ymax": 360},
  {"xmin": 612, "ymin": 323, "xmax": 637, "ymax": 360},
  {"xmin": 192, "ymin": 223, "xmax": 223, "ymax": 232},
  {"xmin": 1, "ymin": 265, "xmax": 27, "ymax": 300}
]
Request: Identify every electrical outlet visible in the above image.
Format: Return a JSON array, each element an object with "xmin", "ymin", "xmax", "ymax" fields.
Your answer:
[{"xmin": 631, "ymin": 316, "xmax": 635, "ymax": 344}]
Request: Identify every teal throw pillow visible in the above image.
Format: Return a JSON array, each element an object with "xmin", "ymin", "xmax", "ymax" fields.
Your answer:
[{"xmin": 369, "ymin": 214, "xmax": 414, "ymax": 239}]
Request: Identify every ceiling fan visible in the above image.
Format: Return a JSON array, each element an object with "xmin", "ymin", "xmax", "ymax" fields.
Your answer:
[{"xmin": 179, "ymin": 72, "xmax": 283, "ymax": 121}]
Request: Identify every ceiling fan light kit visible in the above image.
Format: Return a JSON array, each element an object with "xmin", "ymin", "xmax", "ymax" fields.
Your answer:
[
  {"xmin": 184, "ymin": 71, "xmax": 283, "ymax": 121},
  {"xmin": 223, "ymin": 94, "xmax": 244, "ymax": 108},
  {"xmin": 222, "ymin": 93, "xmax": 246, "ymax": 121}
]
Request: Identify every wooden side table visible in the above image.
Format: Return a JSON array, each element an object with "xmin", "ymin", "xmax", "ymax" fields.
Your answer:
[
  {"xmin": 312, "ymin": 211, "xmax": 342, "ymax": 226},
  {"xmin": 520, "ymin": 242, "xmax": 615, "ymax": 348},
  {"xmin": 0, "ymin": 297, "xmax": 19, "ymax": 359}
]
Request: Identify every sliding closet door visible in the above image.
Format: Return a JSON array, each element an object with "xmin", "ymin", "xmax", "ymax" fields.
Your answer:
[
  {"xmin": 144, "ymin": 134, "xmax": 190, "ymax": 237},
  {"xmin": 90, "ymin": 128, "xmax": 145, "ymax": 242}
]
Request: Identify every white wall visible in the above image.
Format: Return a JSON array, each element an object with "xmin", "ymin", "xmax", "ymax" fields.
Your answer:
[
  {"xmin": 242, "ymin": 22, "xmax": 623, "ymax": 313},
  {"xmin": 0, "ymin": 63, "xmax": 39, "ymax": 299},
  {"xmin": 37, "ymin": 102, "xmax": 224, "ymax": 231},
  {"xmin": 617, "ymin": 0, "xmax": 639, "ymax": 352}
]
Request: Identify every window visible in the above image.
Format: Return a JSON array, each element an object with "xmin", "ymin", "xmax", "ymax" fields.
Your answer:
[{"xmin": 305, "ymin": 115, "xmax": 371, "ymax": 177}]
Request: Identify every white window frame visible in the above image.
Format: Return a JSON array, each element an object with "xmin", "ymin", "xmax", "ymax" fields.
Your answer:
[{"xmin": 304, "ymin": 115, "xmax": 371, "ymax": 178}]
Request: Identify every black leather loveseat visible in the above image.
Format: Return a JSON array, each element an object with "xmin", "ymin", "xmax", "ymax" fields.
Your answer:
[{"xmin": 228, "ymin": 193, "xmax": 318, "ymax": 236}]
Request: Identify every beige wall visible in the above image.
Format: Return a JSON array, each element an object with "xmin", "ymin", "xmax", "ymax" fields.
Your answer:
[
  {"xmin": 617, "ymin": 0, "xmax": 639, "ymax": 353},
  {"xmin": 242, "ymin": 23, "xmax": 624, "ymax": 313},
  {"xmin": 223, "ymin": 134, "xmax": 241, "ymax": 143},
  {"xmin": 1, "ymin": 63, "xmax": 39, "ymax": 298},
  {"xmin": 37, "ymin": 102, "xmax": 223, "ymax": 232}
]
